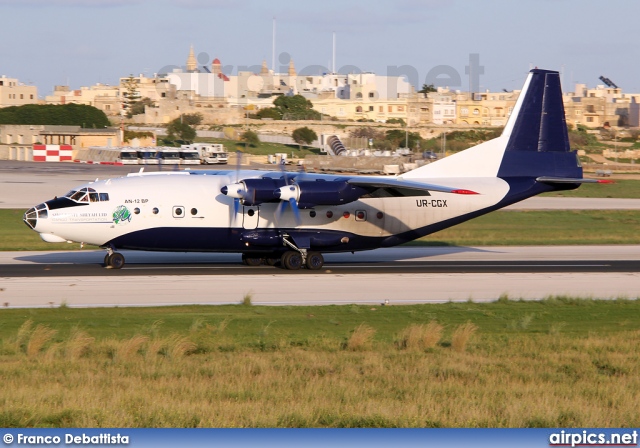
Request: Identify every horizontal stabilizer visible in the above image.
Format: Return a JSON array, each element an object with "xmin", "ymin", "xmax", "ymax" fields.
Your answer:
[
  {"xmin": 347, "ymin": 177, "xmax": 479, "ymax": 194},
  {"xmin": 536, "ymin": 176, "xmax": 614, "ymax": 184}
]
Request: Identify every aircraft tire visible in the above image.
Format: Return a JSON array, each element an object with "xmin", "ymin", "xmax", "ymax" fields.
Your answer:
[
  {"xmin": 108, "ymin": 253, "xmax": 125, "ymax": 269},
  {"xmin": 104, "ymin": 254, "xmax": 110, "ymax": 267},
  {"xmin": 282, "ymin": 251, "xmax": 302, "ymax": 270},
  {"xmin": 265, "ymin": 256, "xmax": 280, "ymax": 266},
  {"xmin": 242, "ymin": 254, "xmax": 263, "ymax": 266},
  {"xmin": 305, "ymin": 252, "xmax": 324, "ymax": 270}
]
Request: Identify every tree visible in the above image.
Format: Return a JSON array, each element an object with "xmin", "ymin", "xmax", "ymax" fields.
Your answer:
[
  {"xmin": 350, "ymin": 126, "xmax": 384, "ymax": 141},
  {"xmin": 292, "ymin": 127, "xmax": 318, "ymax": 148},
  {"xmin": 166, "ymin": 118, "xmax": 196, "ymax": 144},
  {"xmin": 0, "ymin": 104, "xmax": 109, "ymax": 127},
  {"xmin": 386, "ymin": 118, "xmax": 406, "ymax": 126},
  {"xmin": 385, "ymin": 129, "xmax": 422, "ymax": 149},
  {"xmin": 127, "ymin": 97, "xmax": 155, "ymax": 118},
  {"xmin": 181, "ymin": 112, "xmax": 203, "ymax": 126},
  {"xmin": 273, "ymin": 95, "xmax": 321, "ymax": 120},
  {"xmin": 256, "ymin": 107, "xmax": 283, "ymax": 120},
  {"xmin": 419, "ymin": 83, "xmax": 437, "ymax": 94},
  {"xmin": 240, "ymin": 130, "xmax": 260, "ymax": 147},
  {"xmin": 121, "ymin": 75, "xmax": 141, "ymax": 117}
]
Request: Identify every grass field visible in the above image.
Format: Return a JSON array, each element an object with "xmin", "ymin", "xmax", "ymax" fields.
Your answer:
[
  {"xmin": 4, "ymin": 208, "xmax": 640, "ymax": 251},
  {"xmin": 194, "ymin": 137, "xmax": 321, "ymax": 158},
  {"xmin": 0, "ymin": 299, "xmax": 638, "ymax": 427},
  {"xmin": 540, "ymin": 179, "xmax": 640, "ymax": 198}
]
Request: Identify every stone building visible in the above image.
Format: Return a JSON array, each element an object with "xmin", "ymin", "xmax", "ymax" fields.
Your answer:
[{"xmin": 0, "ymin": 75, "xmax": 38, "ymax": 107}]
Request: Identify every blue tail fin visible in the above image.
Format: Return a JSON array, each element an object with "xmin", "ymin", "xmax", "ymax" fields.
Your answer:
[{"xmin": 498, "ymin": 69, "xmax": 581, "ymax": 179}]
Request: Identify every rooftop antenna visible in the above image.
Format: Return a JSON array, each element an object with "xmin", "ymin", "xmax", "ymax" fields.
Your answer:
[
  {"xmin": 272, "ymin": 16, "xmax": 276, "ymax": 73},
  {"xmin": 332, "ymin": 31, "xmax": 336, "ymax": 74}
]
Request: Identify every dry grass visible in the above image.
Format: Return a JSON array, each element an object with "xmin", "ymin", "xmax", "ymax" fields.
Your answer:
[
  {"xmin": 26, "ymin": 324, "xmax": 57, "ymax": 357},
  {"xmin": 346, "ymin": 324, "xmax": 376, "ymax": 351},
  {"xmin": 397, "ymin": 322, "xmax": 443, "ymax": 350},
  {"xmin": 166, "ymin": 335, "xmax": 197, "ymax": 359},
  {"xmin": 116, "ymin": 335, "xmax": 149, "ymax": 361},
  {"xmin": 1, "ymin": 331, "xmax": 639, "ymax": 427},
  {"xmin": 451, "ymin": 322, "xmax": 478, "ymax": 353},
  {"xmin": 65, "ymin": 329, "xmax": 95, "ymax": 360},
  {"xmin": 1, "ymin": 306, "xmax": 640, "ymax": 428}
]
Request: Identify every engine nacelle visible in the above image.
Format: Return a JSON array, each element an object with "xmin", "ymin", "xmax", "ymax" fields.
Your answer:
[
  {"xmin": 221, "ymin": 178, "xmax": 286, "ymax": 206},
  {"xmin": 275, "ymin": 181, "xmax": 369, "ymax": 208}
]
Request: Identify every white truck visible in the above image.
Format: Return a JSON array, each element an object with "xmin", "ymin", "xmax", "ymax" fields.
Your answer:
[{"xmin": 181, "ymin": 143, "xmax": 229, "ymax": 165}]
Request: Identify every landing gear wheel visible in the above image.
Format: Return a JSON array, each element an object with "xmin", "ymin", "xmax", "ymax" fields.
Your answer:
[
  {"xmin": 265, "ymin": 256, "xmax": 280, "ymax": 266},
  {"xmin": 104, "ymin": 254, "xmax": 110, "ymax": 267},
  {"xmin": 305, "ymin": 252, "xmax": 324, "ymax": 270},
  {"xmin": 242, "ymin": 253, "xmax": 263, "ymax": 266},
  {"xmin": 107, "ymin": 252, "xmax": 125, "ymax": 269},
  {"xmin": 282, "ymin": 251, "xmax": 302, "ymax": 270}
]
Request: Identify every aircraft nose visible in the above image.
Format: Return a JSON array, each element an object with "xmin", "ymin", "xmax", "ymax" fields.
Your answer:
[{"xmin": 23, "ymin": 203, "xmax": 48, "ymax": 230}]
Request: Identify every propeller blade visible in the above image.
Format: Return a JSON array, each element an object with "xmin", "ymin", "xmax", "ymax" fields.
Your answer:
[
  {"xmin": 231, "ymin": 198, "xmax": 241, "ymax": 226},
  {"xmin": 289, "ymin": 198, "xmax": 302, "ymax": 225},
  {"xmin": 234, "ymin": 150, "xmax": 243, "ymax": 183}
]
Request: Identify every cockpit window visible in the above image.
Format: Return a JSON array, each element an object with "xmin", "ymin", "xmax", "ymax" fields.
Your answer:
[
  {"xmin": 64, "ymin": 188, "xmax": 109, "ymax": 203},
  {"xmin": 70, "ymin": 190, "xmax": 86, "ymax": 201}
]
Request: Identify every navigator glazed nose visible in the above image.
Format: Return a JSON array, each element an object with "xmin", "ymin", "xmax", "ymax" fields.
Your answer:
[{"xmin": 23, "ymin": 203, "xmax": 48, "ymax": 230}]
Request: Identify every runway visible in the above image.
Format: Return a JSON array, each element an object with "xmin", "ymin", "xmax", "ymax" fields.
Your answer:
[
  {"xmin": 2, "ymin": 161, "xmax": 639, "ymax": 308},
  {"xmin": 1, "ymin": 246, "xmax": 639, "ymax": 308}
]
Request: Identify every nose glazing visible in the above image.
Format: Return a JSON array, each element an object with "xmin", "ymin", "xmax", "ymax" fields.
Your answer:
[{"xmin": 23, "ymin": 203, "xmax": 48, "ymax": 230}]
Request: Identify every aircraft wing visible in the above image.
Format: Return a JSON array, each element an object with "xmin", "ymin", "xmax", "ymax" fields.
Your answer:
[{"xmin": 346, "ymin": 176, "xmax": 479, "ymax": 195}]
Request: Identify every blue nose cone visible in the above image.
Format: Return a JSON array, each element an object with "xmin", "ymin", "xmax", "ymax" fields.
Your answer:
[{"xmin": 221, "ymin": 186, "xmax": 228, "ymax": 195}]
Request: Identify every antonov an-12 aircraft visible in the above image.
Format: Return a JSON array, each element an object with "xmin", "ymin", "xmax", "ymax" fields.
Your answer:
[{"xmin": 24, "ymin": 69, "xmax": 606, "ymax": 270}]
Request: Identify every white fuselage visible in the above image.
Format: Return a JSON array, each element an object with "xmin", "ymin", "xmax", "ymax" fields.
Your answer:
[{"xmin": 31, "ymin": 170, "xmax": 510, "ymax": 250}]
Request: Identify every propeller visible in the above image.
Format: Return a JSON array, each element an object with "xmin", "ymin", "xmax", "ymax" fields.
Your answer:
[
  {"xmin": 223, "ymin": 151, "xmax": 246, "ymax": 225},
  {"xmin": 274, "ymin": 163, "xmax": 303, "ymax": 226}
]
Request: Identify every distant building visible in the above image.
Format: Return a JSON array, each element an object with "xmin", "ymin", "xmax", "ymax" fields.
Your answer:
[
  {"xmin": 0, "ymin": 75, "xmax": 38, "ymax": 108},
  {"xmin": 45, "ymin": 83, "xmax": 120, "ymax": 116},
  {"xmin": 0, "ymin": 125, "xmax": 120, "ymax": 148},
  {"xmin": 563, "ymin": 83, "xmax": 640, "ymax": 129}
]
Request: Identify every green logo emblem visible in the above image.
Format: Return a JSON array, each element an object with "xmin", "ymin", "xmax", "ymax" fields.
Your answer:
[{"xmin": 113, "ymin": 205, "xmax": 132, "ymax": 225}]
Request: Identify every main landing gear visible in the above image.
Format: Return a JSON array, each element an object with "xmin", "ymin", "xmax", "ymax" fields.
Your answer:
[
  {"xmin": 241, "ymin": 250, "xmax": 324, "ymax": 270},
  {"xmin": 241, "ymin": 237, "xmax": 325, "ymax": 271},
  {"xmin": 103, "ymin": 246, "xmax": 125, "ymax": 269}
]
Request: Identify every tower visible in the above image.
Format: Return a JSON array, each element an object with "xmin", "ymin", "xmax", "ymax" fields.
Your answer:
[
  {"xmin": 211, "ymin": 58, "xmax": 221, "ymax": 75},
  {"xmin": 186, "ymin": 45, "xmax": 197, "ymax": 72},
  {"xmin": 260, "ymin": 59, "xmax": 269, "ymax": 76}
]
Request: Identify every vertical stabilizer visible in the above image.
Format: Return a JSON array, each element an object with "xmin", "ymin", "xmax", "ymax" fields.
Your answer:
[{"xmin": 403, "ymin": 68, "xmax": 581, "ymax": 180}]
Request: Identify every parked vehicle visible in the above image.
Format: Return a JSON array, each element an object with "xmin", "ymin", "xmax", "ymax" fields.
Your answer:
[
  {"xmin": 156, "ymin": 148, "xmax": 180, "ymax": 165},
  {"xmin": 423, "ymin": 151, "xmax": 438, "ymax": 160},
  {"xmin": 118, "ymin": 148, "xmax": 139, "ymax": 165},
  {"xmin": 136, "ymin": 149, "xmax": 157, "ymax": 165},
  {"xmin": 181, "ymin": 143, "xmax": 228, "ymax": 164},
  {"xmin": 179, "ymin": 148, "xmax": 201, "ymax": 165}
]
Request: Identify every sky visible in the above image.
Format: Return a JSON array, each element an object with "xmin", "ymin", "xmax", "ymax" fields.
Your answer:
[{"xmin": 1, "ymin": 0, "xmax": 639, "ymax": 97}]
